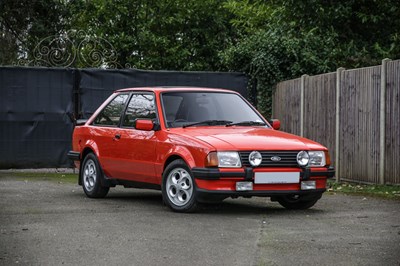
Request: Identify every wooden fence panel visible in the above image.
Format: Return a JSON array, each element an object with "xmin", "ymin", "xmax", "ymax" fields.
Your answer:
[
  {"xmin": 273, "ymin": 78, "xmax": 301, "ymax": 135},
  {"xmin": 339, "ymin": 66, "xmax": 381, "ymax": 183},
  {"xmin": 303, "ymin": 73, "xmax": 336, "ymax": 166},
  {"xmin": 385, "ymin": 60, "xmax": 400, "ymax": 184},
  {"xmin": 274, "ymin": 59, "xmax": 400, "ymax": 184}
]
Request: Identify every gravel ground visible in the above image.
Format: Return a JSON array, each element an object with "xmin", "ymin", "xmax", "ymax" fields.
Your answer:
[{"xmin": 0, "ymin": 173, "xmax": 399, "ymax": 266}]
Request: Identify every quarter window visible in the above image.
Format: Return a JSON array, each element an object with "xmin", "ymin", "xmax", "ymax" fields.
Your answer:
[
  {"xmin": 93, "ymin": 94, "xmax": 129, "ymax": 126},
  {"xmin": 122, "ymin": 93, "xmax": 156, "ymax": 127}
]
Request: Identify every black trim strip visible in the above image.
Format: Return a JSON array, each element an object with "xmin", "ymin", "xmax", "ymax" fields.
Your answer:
[
  {"xmin": 327, "ymin": 166, "xmax": 335, "ymax": 178},
  {"xmin": 244, "ymin": 167, "xmax": 254, "ymax": 180},
  {"xmin": 67, "ymin": 151, "xmax": 80, "ymax": 161},
  {"xmin": 192, "ymin": 168, "xmax": 244, "ymax": 180},
  {"xmin": 193, "ymin": 167, "xmax": 335, "ymax": 180},
  {"xmin": 301, "ymin": 167, "xmax": 335, "ymax": 179}
]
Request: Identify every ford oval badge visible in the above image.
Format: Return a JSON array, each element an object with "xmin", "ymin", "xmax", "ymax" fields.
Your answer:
[{"xmin": 271, "ymin": 156, "xmax": 281, "ymax": 162}]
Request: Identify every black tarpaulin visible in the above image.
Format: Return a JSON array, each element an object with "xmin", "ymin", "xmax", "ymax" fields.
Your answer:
[
  {"xmin": 79, "ymin": 69, "xmax": 248, "ymax": 118},
  {"xmin": 0, "ymin": 67, "xmax": 249, "ymax": 168},
  {"xmin": 0, "ymin": 67, "xmax": 74, "ymax": 168}
]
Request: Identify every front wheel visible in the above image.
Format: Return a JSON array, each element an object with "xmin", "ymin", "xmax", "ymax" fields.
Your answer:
[
  {"xmin": 81, "ymin": 153, "xmax": 109, "ymax": 198},
  {"xmin": 276, "ymin": 194, "xmax": 321, "ymax": 210},
  {"xmin": 162, "ymin": 159, "xmax": 198, "ymax": 212}
]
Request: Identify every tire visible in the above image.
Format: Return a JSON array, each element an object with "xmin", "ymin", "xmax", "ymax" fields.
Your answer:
[
  {"xmin": 80, "ymin": 153, "xmax": 109, "ymax": 198},
  {"xmin": 277, "ymin": 194, "xmax": 321, "ymax": 210},
  {"xmin": 162, "ymin": 159, "xmax": 198, "ymax": 213}
]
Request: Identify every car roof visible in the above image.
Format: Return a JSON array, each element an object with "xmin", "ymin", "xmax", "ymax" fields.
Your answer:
[{"xmin": 115, "ymin": 87, "xmax": 237, "ymax": 94}]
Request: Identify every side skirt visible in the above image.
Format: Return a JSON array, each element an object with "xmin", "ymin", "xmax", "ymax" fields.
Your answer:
[{"xmin": 102, "ymin": 176, "xmax": 161, "ymax": 190}]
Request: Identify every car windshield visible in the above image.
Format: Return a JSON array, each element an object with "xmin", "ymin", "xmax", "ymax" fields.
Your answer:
[{"xmin": 161, "ymin": 91, "xmax": 267, "ymax": 128}]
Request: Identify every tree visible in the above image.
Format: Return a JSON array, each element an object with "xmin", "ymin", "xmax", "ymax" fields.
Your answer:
[
  {"xmin": 0, "ymin": 0, "xmax": 71, "ymax": 65},
  {"xmin": 221, "ymin": 0, "xmax": 400, "ymax": 116},
  {"xmin": 69, "ymin": 0, "xmax": 235, "ymax": 70},
  {"xmin": 1, "ymin": 0, "xmax": 399, "ymax": 116}
]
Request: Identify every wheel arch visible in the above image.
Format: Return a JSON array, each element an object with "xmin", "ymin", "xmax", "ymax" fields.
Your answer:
[
  {"xmin": 81, "ymin": 147, "xmax": 95, "ymax": 160},
  {"xmin": 163, "ymin": 155, "xmax": 185, "ymax": 171},
  {"xmin": 161, "ymin": 156, "xmax": 199, "ymax": 212},
  {"xmin": 78, "ymin": 147, "xmax": 96, "ymax": 185}
]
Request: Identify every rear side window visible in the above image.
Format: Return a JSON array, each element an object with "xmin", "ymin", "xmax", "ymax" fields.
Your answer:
[
  {"xmin": 122, "ymin": 93, "xmax": 156, "ymax": 127},
  {"xmin": 93, "ymin": 94, "xmax": 129, "ymax": 126}
]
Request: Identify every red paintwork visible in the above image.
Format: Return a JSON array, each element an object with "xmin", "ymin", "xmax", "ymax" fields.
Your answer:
[{"xmin": 71, "ymin": 87, "xmax": 331, "ymax": 193}]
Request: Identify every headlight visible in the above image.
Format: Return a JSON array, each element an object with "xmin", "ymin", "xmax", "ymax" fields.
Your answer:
[
  {"xmin": 249, "ymin": 151, "xmax": 262, "ymax": 166},
  {"xmin": 308, "ymin": 151, "xmax": 326, "ymax": 167},
  {"xmin": 206, "ymin": 152, "xmax": 241, "ymax": 168},
  {"xmin": 297, "ymin": 151, "xmax": 326, "ymax": 167},
  {"xmin": 297, "ymin": 151, "xmax": 309, "ymax": 166}
]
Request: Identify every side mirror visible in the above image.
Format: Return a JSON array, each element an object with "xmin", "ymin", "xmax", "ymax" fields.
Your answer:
[
  {"xmin": 135, "ymin": 119, "xmax": 155, "ymax": 131},
  {"xmin": 269, "ymin": 119, "xmax": 280, "ymax": 130}
]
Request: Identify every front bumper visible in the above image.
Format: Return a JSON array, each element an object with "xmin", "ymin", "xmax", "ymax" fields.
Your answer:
[
  {"xmin": 192, "ymin": 166, "xmax": 334, "ymax": 201},
  {"xmin": 192, "ymin": 166, "xmax": 335, "ymax": 180}
]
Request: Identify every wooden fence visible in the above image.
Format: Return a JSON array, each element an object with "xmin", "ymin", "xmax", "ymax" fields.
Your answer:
[{"xmin": 272, "ymin": 59, "xmax": 400, "ymax": 184}]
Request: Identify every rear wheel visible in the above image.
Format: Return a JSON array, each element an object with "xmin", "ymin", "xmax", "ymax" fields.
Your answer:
[
  {"xmin": 81, "ymin": 153, "xmax": 109, "ymax": 198},
  {"xmin": 162, "ymin": 159, "xmax": 198, "ymax": 212},
  {"xmin": 276, "ymin": 194, "xmax": 321, "ymax": 210}
]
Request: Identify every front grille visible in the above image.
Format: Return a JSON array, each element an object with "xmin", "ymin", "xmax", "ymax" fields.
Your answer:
[{"xmin": 239, "ymin": 151, "xmax": 299, "ymax": 167}]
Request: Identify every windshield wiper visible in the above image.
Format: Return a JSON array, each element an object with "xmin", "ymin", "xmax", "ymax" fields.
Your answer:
[
  {"xmin": 226, "ymin": 121, "xmax": 266, "ymax": 127},
  {"xmin": 183, "ymin": 120, "xmax": 233, "ymax": 128}
]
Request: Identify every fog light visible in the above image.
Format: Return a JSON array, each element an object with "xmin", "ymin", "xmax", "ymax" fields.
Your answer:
[
  {"xmin": 236, "ymin": 182, "xmax": 253, "ymax": 191},
  {"xmin": 301, "ymin": 181, "xmax": 316, "ymax": 190}
]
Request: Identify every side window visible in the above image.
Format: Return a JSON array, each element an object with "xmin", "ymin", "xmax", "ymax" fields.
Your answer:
[
  {"xmin": 93, "ymin": 94, "xmax": 129, "ymax": 126},
  {"xmin": 122, "ymin": 93, "xmax": 156, "ymax": 127}
]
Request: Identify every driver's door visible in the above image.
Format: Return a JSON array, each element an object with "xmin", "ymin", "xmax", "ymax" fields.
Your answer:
[
  {"xmin": 109, "ymin": 92, "xmax": 158, "ymax": 184},
  {"xmin": 90, "ymin": 93, "xmax": 130, "ymax": 178}
]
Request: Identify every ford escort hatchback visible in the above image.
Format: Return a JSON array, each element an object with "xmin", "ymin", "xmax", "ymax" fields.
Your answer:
[{"xmin": 68, "ymin": 87, "xmax": 334, "ymax": 212}]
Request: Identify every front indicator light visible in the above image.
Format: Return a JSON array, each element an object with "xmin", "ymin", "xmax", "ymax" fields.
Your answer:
[
  {"xmin": 236, "ymin": 182, "xmax": 253, "ymax": 191},
  {"xmin": 324, "ymin": 151, "xmax": 331, "ymax": 166},
  {"xmin": 205, "ymin": 152, "xmax": 219, "ymax": 167},
  {"xmin": 206, "ymin": 151, "xmax": 241, "ymax": 168},
  {"xmin": 301, "ymin": 181, "xmax": 316, "ymax": 190}
]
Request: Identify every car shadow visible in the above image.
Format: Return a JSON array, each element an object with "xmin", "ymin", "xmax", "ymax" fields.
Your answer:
[
  {"xmin": 102, "ymin": 189, "xmax": 164, "ymax": 207},
  {"xmin": 78, "ymin": 188, "xmax": 326, "ymax": 216},
  {"xmin": 198, "ymin": 200, "xmax": 325, "ymax": 216}
]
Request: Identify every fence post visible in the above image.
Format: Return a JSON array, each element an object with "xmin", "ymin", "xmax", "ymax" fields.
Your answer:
[
  {"xmin": 300, "ymin": 74, "xmax": 308, "ymax": 137},
  {"xmin": 379, "ymin": 58, "xmax": 391, "ymax": 184},
  {"xmin": 335, "ymin": 67, "xmax": 345, "ymax": 182}
]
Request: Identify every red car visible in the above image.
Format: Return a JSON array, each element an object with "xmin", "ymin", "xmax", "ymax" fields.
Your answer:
[{"xmin": 68, "ymin": 87, "xmax": 334, "ymax": 212}]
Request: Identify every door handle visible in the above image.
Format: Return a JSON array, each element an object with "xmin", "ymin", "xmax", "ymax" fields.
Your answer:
[{"xmin": 113, "ymin": 134, "xmax": 121, "ymax": 140}]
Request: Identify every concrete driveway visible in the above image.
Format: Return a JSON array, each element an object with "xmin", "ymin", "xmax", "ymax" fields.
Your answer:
[{"xmin": 0, "ymin": 175, "xmax": 399, "ymax": 266}]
